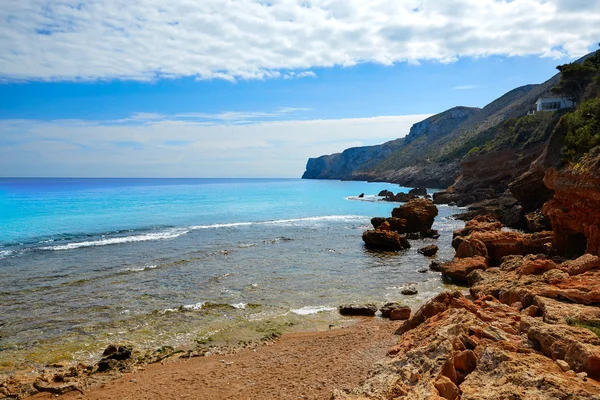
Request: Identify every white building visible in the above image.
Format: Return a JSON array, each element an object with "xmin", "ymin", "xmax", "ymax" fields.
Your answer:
[{"xmin": 535, "ymin": 97, "xmax": 575, "ymax": 112}]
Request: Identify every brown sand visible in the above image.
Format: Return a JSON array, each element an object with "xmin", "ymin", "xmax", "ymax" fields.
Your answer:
[{"xmin": 30, "ymin": 317, "xmax": 400, "ymax": 400}]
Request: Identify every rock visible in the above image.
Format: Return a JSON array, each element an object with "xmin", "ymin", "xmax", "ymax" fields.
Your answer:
[
  {"xmin": 418, "ymin": 268, "xmax": 428, "ymax": 273},
  {"xmin": 339, "ymin": 291, "xmax": 600, "ymax": 400},
  {"xmin": 418, "ymin": 244, "xmax": 439, "ymax": 257},
  {"xmin": 455, "ymin": 237, "xmax": 488, "ymax": 259},
  {"xmin": 405, "ymin": 232, "xmax": 421, "ymax": 240},
  {"xmin": 422, "ymin": 228, "xmax": 441, "ymax": 239},
  {"xmin": 469, "ymin": 254, "xmax": 600, "ymax": 306},
  {"xmin": 33, "ymin": 382, "xmax": 81, "ymax": 395},
  {"xmin": 435, "ymin": 376, "xmax": 459, "ymax": 400},
  {"xmin": 338, "ymin": 303, "xmax": 378, "ymax": 316},
  {"xmin": 378, "ymin": 190, "xmax": 393, "ymax": 197},
  {"xmin": 560, "ymin": 254, "xmax": 600, "ymax": 276},
  {"xmin": 358, "ymin": 193, "xmax": 364, "ymax": 198},
  {"xmin": 102, "ymin": 345, "xmax": 133, "ymax": 361},
  {"xmin": 525, "ymin": 210, "xmax": 551, "ymax": 232},
  {"xmin": 392, "ymin": 199, "xmax": 438, "ymax": 233},
  {"xmin": 370, "ymin": 217, "xmax": 408, "ymax": 233},
  {"xmin": 430, "ymin": 261, "xmax": 442, "ymax": 271},
  {"xmin": 362, "ymin": 230, "xmax": 411, "ymax": 251},
  {"xmin": 441, "ymin": 256, "xmax": 487, "ymax": 284},
  {"xmin": 401, "ymin": 286, "xmax": 418, "ymax": 296},
  {"xmin": 557, "ymin": 359, "xmax": 570, "ymax": 372},
  {"xmin": 390, "ymin": 306, "xmax": 412, "ymax": 321},
  {"xmin": 543, "ymin": 151, "xmax": 600, "ymax": 257},
  {"xmin": 379, "ymin": 302, "xmax": 403, "ymax": 318},
  {"xmin": 578, "ymin": 372, "xmax": 589, "ymax": 380},
  {"xmin": 409, "ymin": 187, "xmax": 427, "ymax": 196},
  {"xmin": 533, "ymin": 295, "xmax": 600, "ymax": 325}
]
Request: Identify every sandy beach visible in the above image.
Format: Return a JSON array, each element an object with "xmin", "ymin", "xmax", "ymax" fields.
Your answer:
[{"xmin": 27, "ymin": 317, "xmax": 400, "ymax": 400}]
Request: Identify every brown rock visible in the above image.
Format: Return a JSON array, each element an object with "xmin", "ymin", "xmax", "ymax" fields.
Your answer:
[
  {"xmin": 543, "ymin": 152, "xmax": 600, "ymax": 257},
  {"xmin": 454, "ymin": 350, "xmax": 477, "ymax": 375},
  {"xmin": 434, "ymin": 376, "xmax": 459, "ymax": 400},
  {"xmin": 455, "ymin": 237, "xmax": 488, "ymax": 258},
  {"xmin": 525, "ymin": 210, "xmax": 551, "ymax": 232},
  {"xmin": 392, "ymin": 199, "xmax": 439, "ymax": 233},
  {"xmin": 440, "ymin": 256, "xmax": 487, "ymax": 284},
  {"xmin": 390, "ymin": 307, "xmax": 412, "ymax": 321},
  {"xmin": 418, "ymin": 245, "xmax": 439, "ymax": 257},
  {"xmin": 533, "ymin": 296, "xmax": 600, "ymax": 325},
  {"xmin": 362, "ymin": 230, "xmax": 411, "ymax": 251},
  {"xmin": 560, "ymin": 254, "xmax": 600, "ymax": 276},
  {"xmin": 379, "ymin": 302, "xmax": 403, "ymax": 318}
]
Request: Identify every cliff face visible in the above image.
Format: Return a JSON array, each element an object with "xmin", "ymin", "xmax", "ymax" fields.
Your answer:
[
  {"xmin": 301, "ymin": 138, "xmax": 403, "ymax": 180},
  {"xmin": 302, "ymin": 106, "xmax": 480, "ymax": 185},
  {"xmin": 543, "ymin": 149, "xmax": 600, "ymax": 257}
]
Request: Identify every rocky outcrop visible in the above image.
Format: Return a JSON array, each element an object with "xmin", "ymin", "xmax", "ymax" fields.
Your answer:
[
  {"xmin": 362, "ymin": 230, "xmax": 411, "ymax": 251},
  {"xmin": 543, "ymin": 149, "xmax": 600, "ymax": 257},
  {"xmin": 418, "ymin": 245, "xmax": 439, "ymax": 257},
  {"xmin": 469, "ymin": 254, "xmax": 600, "ymax": 307},
  {"xmin": 392, "ymin": 199, "xmax": 438, "ymax": 234},
  {"xmin": 333, "ymin": 291, "xmax": 600, "ymax": 399}
]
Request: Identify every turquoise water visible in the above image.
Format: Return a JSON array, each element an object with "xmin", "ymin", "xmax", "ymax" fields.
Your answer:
[{"xmin": 0, "ymin": 178, "xmax": 463, "ymax": 372}]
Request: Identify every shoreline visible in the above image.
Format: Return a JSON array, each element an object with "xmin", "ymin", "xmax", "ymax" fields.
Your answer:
[{"xmin": 24, "ymin": 317, "xmax": 402, "ymax": 400}]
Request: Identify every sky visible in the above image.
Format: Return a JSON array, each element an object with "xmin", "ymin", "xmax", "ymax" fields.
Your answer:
[{"xmin": 1, "ymin": 0, "xmax": 600, "ymax": 178}]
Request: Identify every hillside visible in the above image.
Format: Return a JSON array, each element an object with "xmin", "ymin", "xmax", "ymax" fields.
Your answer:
[
  {"xmin": 302, "ymin": 72, "xmax": 561, "ymax": 188},
  {"xmin": 302, "ymin": 106, "xmax": 480, "ymax": 181}
]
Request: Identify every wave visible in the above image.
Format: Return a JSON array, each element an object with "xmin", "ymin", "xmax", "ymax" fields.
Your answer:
[
  {"xmin": 191, "ymin": 215, "xmax": 366, "ymax": 230},
  {"xmin": 40, "ymin": 229, "xmax": 189, "ymax": 251},
  {"xmin": 0, "ymin": 250, "xmax": 13, "ymax": 259},
  {"xmin": 124, "ymin": 264, "xmax": 159, "ymax": 273},
  {"xmin": 291, "ymin": 306, "xmax": 337, "ymax": 315}
]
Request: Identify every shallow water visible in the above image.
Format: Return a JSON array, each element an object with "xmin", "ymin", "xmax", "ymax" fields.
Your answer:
[{"xmin": 0, "ymin": 178, "xmax": 463, "ymax": 372}]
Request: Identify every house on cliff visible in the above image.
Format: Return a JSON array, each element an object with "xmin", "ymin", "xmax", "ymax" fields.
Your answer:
[{"xmin": 535, "ymin": 97, "xmax": 574, "ymax": 112}]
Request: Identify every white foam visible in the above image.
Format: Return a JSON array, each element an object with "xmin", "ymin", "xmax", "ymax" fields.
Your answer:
[
  {"xmin": 125, "ymin": 265, "xmax": 159, "ymax": 272},
  {"xmin": 0, "ymin": 250, "xmax": 13, "ymax": 259},
  {"xmin": 41, "ymin": 229, "xmax": 189, "ymax": 251},
  {"xmin": 291, "ymin": 306, "xmax": 336, "ymax": 316},
  {"xmin": 182, "ymin": 301, "xmax": 206, "ymax": 311},
  {"xmin": 191, "ymin": 215, "xmax": 366, "ymax": 230},
  {"xmin": 231, "ymin": 303, "xmax": 247, "ymax": 309}
]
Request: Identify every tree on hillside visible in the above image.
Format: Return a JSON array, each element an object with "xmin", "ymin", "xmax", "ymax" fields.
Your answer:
[{"xmin": 552, "ymin": 46, "xmax": 600, "ymax": 104}]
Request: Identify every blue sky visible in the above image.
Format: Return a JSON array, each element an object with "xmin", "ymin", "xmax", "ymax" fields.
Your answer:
[{"xmin": 1, "ymin": 0, "xmax": 600, "ymax": 178}]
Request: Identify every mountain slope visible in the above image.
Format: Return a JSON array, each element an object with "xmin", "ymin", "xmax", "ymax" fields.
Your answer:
[
  {"xmin": 302, "ymin": 70, "xmax": 562, "ymax": 188},
  {"xmin": 302, "ymin": 106, "xmax": 480, "ymax": 180}
]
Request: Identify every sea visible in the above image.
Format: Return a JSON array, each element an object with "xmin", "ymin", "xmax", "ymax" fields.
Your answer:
[{"xmin": 0, "ymin": 178, "xmax": 464, "ymax": 373}]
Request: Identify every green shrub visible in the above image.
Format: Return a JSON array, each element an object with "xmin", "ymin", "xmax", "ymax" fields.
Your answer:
[{"xmin": 562, "ymin": 97, "xmax": 600, "ymax": 163}]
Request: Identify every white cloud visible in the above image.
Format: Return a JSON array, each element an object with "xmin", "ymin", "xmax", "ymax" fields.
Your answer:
[
  {"xmin": 0, "ymin": 113, "xmax": 431, "ymax": 177},
  {"xmin": 1, "ymin": 0, "xmax": 599, "ymax": 82}
]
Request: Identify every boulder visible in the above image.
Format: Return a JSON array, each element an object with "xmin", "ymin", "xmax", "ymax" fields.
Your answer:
[
  {"xmin": 362, "ymin": 230, "xmax": 411, "ymax": 251},
  {"xmin": 390, "ymin": 307, "xmax": 412, "ymax": 320},
  {"xmin": 409, "ymin": 187, "xmax": 428, "ymax": 196},
  {"xmin": 338, "ymin": 303, "xmax": 378, "ymax": 316},
  {"xmin": 370, "ymin": 217, "xmax": 408, "ymax": 233},
  {"xmin": 379, "ymin": 302, "xmax": 403, "ymax": 318},
  {"xmin": 525, "ymin": 210, "xmax": 551, "ymax": 233},
  {"xmin": 441, "ymin": 257, "xmax": 487, "ymax": 284},
  {"xmin": 358, "ymin": 193, "xmax": 364, "ymax": 198},
  {"xmin": 392, "ymin": 199, "xmax": 439, "ymax": 233},
  {"xmin": 430, "ymin": 260, "xmax": 442, "ymax": 271},
  {"xmin": 418, "ymin": 245, "xmax": 439, "ymax": 257},
  {"xmin": 401, "ymin": 286, "xmax": 418, "ymax": 296}
]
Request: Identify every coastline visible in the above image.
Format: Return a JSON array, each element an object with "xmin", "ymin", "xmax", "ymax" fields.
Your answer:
[{"xmin": 24, "ymin": 317, "xmax": 402, "ymax": 400}]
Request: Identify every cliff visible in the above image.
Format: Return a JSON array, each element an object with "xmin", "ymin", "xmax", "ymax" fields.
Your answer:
[
  {"xmin": 303, "ymin": 74, "xmax": 560, "ymax": 187},
  {"xmin": 302, "ymin": 107, "xmax": 480, "ymax": 184}
]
